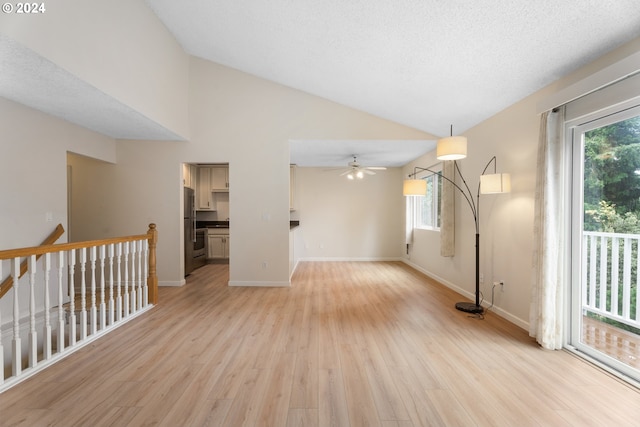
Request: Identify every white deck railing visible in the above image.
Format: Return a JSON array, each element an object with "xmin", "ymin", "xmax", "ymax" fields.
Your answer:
[
  {"xmin": 583, "ymin": 231, "xmax": 640, "ymax": 330},
  {"xmin": 0, "ymin": 224, "xmax": 158, "ymax": 394}
]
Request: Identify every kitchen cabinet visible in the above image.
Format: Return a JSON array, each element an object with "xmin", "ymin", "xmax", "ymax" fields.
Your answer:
[
  {"xmin": 210, "ymin": 166, "xmax": 229, "ymax": 191},
  {"xmin": 197, "ymin": 167, "xmax": 215, "ymax": 210},
  {"xmin": 207, "ymin": 231, "xmax": 230, "ymax": 259},
  {"xmin": 182, "ymin": 163, "xmax": 197, "ymax": 189},
  {"xmin": 197, "ymin": 165, "xmax": 229, "ymax": 210}
]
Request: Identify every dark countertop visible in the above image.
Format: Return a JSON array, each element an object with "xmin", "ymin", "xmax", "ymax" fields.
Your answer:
[
  {"xmin": 198, "ymin": 220, "xmax": 300, "ymax": 229},
  {"xmin": 197, "ymin": 221, "xmax": 229, "ymax": 228}
]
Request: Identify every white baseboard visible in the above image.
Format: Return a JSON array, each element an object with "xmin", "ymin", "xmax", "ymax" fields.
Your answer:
[
  {"xmin": 228, "ymin": 280, "xmax": 291, "ymax": 287},
  {"xmin": 290, "ymin": 260, "xmax": 299, "ymax": 279},
  {"xmin": 401, "ymin": 259, "xmax": 530, "ymax": 331},
  {"xmin": 159, "ymin": 280, "xmax": 185, "ymax": 287},
  {"xmin": 298, "ymin": 257, "xmax": 403, "ymax": 262}
]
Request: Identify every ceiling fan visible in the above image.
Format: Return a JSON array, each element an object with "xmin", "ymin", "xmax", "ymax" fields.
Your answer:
[{"xmin": 339, "ymin": 156, "xmax": 387, "ymax": 180}]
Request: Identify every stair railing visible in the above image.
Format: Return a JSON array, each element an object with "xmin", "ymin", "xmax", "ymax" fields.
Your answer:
[
  {"xmin": 0, "ymin": 223, "xmax": 158, "ymax": 393},
  {"xmin": 0, "ymin": 223, "xmax": 66, "ymax": 300}
]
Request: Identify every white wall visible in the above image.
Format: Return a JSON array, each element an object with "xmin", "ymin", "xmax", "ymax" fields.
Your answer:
[
  {"xmin": 403, "ymin": 37, "xmax": 640, "ymax": 329},
  {"xmin": 0, "ymin": 97, "xmax": 117, "ymax": 326},
  {"xmin": 293, "ymin": 167, "xmax": 405, "ymax": 260},
  {"xmin": 0, "ymin": 98, "xmax": 116, "ymax": 250},
  {"xmin": 0, "ymin": 0, "xmax": 190, "ymax": 139},
  {"xmin": 63, "ymin": 57, "xmax": 432, "ymax": 287}
]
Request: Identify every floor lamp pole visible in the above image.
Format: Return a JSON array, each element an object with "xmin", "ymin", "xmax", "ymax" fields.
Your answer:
[{"xmin": 454, "ymin": 232, "xmax": 483, "ymax": 314}]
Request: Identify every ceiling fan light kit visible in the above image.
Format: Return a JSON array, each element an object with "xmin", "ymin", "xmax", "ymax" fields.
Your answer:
[
  {"xmin": 346, "ymin": 170, "xmax": 365, "ymax": 180},
  {"xmin": 340, "ymin": 156, "xmax": 386, "ymax": 180}
]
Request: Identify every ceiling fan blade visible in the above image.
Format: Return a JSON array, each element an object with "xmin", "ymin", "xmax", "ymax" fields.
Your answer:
[
  {"xmin": 365, "ymin": 166, "xmax": 387, "ymax": 170},
  {"xmin": 339, "ymin": 169, "xmax": 352, "ymax": 176},
  {"xmin": 363, "ymin": 169, "xmax": 376, "ymax": 175}
]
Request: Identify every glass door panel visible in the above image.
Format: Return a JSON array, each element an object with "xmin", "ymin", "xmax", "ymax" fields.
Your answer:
[{"xmin": 572, "ymin": 107, "xmax": 640, "ymax": 382}]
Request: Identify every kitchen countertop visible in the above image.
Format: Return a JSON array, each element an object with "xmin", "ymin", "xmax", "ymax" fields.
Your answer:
[
  {"xmin": 197, "ymin": 221, "xmax": 229, "ymax": 228},
  {"xmin": 197, "ymin": 220, "xmax": 300, "ymax": 229}
]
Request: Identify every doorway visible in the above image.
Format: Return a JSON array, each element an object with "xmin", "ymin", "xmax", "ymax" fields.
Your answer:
[{"xmin": 570, "ymin": 105, "xmax": 640, "ymax": 382}]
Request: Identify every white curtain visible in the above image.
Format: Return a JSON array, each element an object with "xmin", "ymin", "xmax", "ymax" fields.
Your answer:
[
  {"xmin": 529, "ymin": 107, "xmax": 566, "ymax": 350},
  {"xmin": 405, "ymin": 196, "xmax": 414, "ymax": 245},
  {"xmin": 440, "ymin": 160, "xmax": 455, "ymax": 257}
]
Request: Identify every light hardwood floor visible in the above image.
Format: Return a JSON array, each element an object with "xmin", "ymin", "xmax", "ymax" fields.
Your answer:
[{"xmin": 1, "ymin": 261, "xmax": 639, "ymax": 426}]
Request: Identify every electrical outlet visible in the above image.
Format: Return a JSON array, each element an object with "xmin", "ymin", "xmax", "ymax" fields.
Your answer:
[{"xmin": 479, "ymin": 273, "xmax": 484, "ymax": 284}]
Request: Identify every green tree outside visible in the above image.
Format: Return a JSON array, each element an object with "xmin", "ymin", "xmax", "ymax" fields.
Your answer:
[{"xmin": 583, "ymin": 116, "xmax": 640, "ymax": 333}]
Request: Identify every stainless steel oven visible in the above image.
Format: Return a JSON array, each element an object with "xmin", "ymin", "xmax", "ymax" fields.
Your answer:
[{"xmin": 193, "ymin": 228, "xmax": 207, "ymax": 268}]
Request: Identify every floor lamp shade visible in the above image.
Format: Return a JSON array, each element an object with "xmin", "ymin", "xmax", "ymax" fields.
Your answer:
[
  {"xmin": 437, "ymin": 136, "xmax": 467, "ymax": 160},
  {"xmin": 403, "ymin": 179, "xmax": 427, "ymax": 196},
  {"xmin": 480, "ymin": 173, "xmax": 511, "ymax": 194}
]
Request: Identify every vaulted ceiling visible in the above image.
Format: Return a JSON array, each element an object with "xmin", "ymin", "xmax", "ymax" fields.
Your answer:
[
  {"xmin": 1, "ymin": 1, "xmax": 640, "ymax": 167},
  {"xmin": 147, "ymin": 0, "xmax": 640, "ymax": 136}
]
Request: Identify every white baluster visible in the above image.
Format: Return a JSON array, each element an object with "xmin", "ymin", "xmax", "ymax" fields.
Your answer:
[
  {"xmin": 123, "ymin": 242, "xmax": 130, "ymax": 318},
  {"xmin": 130, "ymin": 241, "xmax": 136, "ymax": 314},
  {"xmin": 90, "ymin": 246, "xmax": 97, "ymax": 335},
  {"xmin": 0, "ymin": 260, "xmax": 4, "ymax": 384},
  {"xmin": 599, "ymin": 236, "xmax": 608, "ymax": 311},
  {"xmin": 116, "ymin": 242, "xmax": 122, "ymax": 322},
  {"xmin": 43, "ymin": 253, "xmax": 52, "ymax": 360},
  {"xmin": 68, "ymin": 249, "xmax": 77, "ymax": 347},
  {"xmin": 80, "ymin": 247, "xmax": 87, "ymax": 340},
  {"xmin": 137, "ymin": 240, "xmax": 143, "ymax": 310},
  {"xmin": 143, "ymin": 240, "xmax": 149, "ymax": 307},
  {"xmin": 11, "ymin": 257, "xmax": 21, "ymax": 377},
  {"xmin": 612, "ymin": 237, "xmax": 620, "ymax": 316},
  {"xmin": 99, "ymin": 245, "xmax": 106, "ymax": 330},
  {"xmin": 57, "ymin": 251, "xmax": 65, "ymax": 353},
  {"xmin": 28, "ymin": 255, "xmax": 37, "ymax": 368},
  {"xmin": 108, "ymin": 243, "xmax": 115, "ymax": 325},
  {"xmin": 622, "ymin": 238, "xmax": 632, "ymax": 321}
]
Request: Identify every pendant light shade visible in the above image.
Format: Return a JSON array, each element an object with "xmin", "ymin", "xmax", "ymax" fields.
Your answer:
[
  {"xmin": 436, "ymin": 135, "xmax": 467, "ymax": 160},
  {"xmin": 480, "ymin": 173, "xmax": 511, "ymax": 194},
  {"xmin": 403, "ymin": 179, "xmax": 427, "ymax": 196}
]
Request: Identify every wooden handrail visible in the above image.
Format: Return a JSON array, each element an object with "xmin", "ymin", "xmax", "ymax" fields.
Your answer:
[
  {"xmin": 147, "ymin": 223, "xmax": 158, "ymax": 304},
  {"xmin": 0, "ymin": 223, "xmax": 65, "ymax": 299},
  {"xmin": 0, "ymin": 224, "xmax": 158, "ymax": 304}
]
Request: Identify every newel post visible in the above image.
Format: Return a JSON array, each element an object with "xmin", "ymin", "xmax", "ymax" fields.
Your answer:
[{"xmin": 147, "ymin": 223, "xmax": 158, "ymax": 304}]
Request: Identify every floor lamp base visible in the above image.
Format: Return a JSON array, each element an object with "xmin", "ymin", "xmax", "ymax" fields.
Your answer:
[{"xmin": 455, "ymin": 301, "xmax": 484, "ymax": 314}]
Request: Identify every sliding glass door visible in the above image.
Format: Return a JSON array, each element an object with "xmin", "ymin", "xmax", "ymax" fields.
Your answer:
[{"xmin": 570, "ymin": 105, "xmax": 640, "ymax": 382}]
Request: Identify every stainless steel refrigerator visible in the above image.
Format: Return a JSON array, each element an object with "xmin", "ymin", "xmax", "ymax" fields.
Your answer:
[{"xmin": 184, "ymin": 187, "xmax": 196, "ymax": 275}]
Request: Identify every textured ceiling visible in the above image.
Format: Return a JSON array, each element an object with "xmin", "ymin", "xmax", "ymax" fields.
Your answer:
[
  {"xmin": 0, "ymin": 34, "xmax": 183, "ymax": 141},
  {"xmin": 147, "ymin": 0, "xmax": 640, "ymax": 138}
]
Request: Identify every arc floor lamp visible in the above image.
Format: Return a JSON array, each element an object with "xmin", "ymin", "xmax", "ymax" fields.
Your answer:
[{"xmin": 403, "ymin": 128, "xmax": 510, "ymax": 314}]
